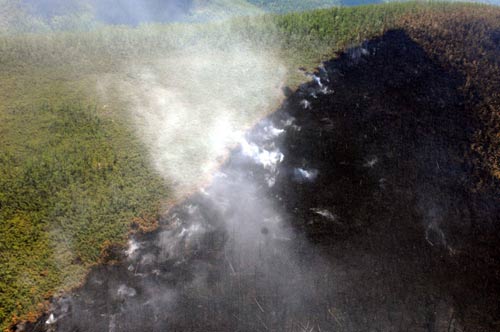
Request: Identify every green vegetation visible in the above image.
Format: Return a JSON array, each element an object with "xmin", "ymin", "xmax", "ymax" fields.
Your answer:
[
  {"xmin": 1, "ymin": 1, "xmax": 499, "ymax": 330},
  {"xmin": 247, "ymin": 0, "xmax": 340, "ymax": 13},
  {"xmin": 0, "ymin": 103, "xmax": 167, "ymax": 327}
]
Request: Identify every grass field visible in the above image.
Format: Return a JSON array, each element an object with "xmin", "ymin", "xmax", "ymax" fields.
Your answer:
[{"xmin": 1, "ymin": 1, "xmax": 499, "ymax": 330}]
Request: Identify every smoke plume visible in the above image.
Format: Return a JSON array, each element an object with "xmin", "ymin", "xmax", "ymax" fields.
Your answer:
[{"xmin": 111, "ymin": 40, "xmax": 286, "ymax": 194}]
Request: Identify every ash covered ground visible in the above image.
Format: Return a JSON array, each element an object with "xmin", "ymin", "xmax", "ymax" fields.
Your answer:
[{"xmin": 22, "ymin": 29, "xmax": 500, "ymax": 332}]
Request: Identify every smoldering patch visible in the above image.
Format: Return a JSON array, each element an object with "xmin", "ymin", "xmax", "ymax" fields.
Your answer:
[
  {"xmin": 293, "ymin": 168, "xmax": 319, "ymax": 183},
  {"xmin": 125, "ymin": 239, "xmax": 140, "ymax": 260},
  {"xmin": 116, "ymin": 285, "xmax": 137, "ymax": 299},
  {"xmin": 310, "ymin": 208, "xmax": 337, "ymax": 222},
  {"xmin": 239, "ymin": 138, "xmax": 285, "ymax": 172},
  {"xmin": 300, "ymin": 99, "xmax": 312, "ymax": 110}
]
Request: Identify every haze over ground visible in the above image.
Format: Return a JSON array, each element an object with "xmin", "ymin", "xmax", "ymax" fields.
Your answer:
[{"xmin": 1, "ymin": 0, "xmax": 499, "ymax": 33}]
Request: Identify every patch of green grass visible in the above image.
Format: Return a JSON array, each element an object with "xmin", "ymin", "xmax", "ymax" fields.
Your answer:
[{"xmin": 0, "ymin": 103, "xmax": 168, "ymax": 328}]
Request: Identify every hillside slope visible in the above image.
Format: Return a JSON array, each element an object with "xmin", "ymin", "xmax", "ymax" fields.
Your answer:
[
  {"xmin": 19, "ymin": 11, "xmax": 500, "ymax": 331},
  {"xmin": 1, "ymin": 2, "xmax": 499, "ymax": 331}
]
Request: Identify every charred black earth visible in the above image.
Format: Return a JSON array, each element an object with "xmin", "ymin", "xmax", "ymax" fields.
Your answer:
[{"xmin": 22, "ymin": 29, "xmax": 500, "ymax": 332}]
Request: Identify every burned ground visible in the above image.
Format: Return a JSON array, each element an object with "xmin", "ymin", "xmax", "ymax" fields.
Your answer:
[
  {"xmin": 275, "ymin": 28, "xmax": 500, "ymax": 331},
  {"xmin": 22, "ymin": 28, "xmax": 500, "ymax": 332}
]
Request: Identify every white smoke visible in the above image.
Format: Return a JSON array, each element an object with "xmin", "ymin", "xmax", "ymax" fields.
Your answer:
[
  {"xmin": 111, "ymin": 41, "xmax": 286, "ymax": 195},
  {"xmin": 240, "ymin": 138, "xmax": 284, "ymax": 172},
  {"xmin": 87, "ymin": 14, "xmax": 341, "ymax": 332},
  {"xmin": 293, "ymin": 167, "xmax": 319, "ymax": 182},
  {"xmin": 116, "ymin": 284, "xmax": 137, "ymax": 298},
  {"xmin": 124, "ymin": 239, "xmax": 140, "ymax": 259}
]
